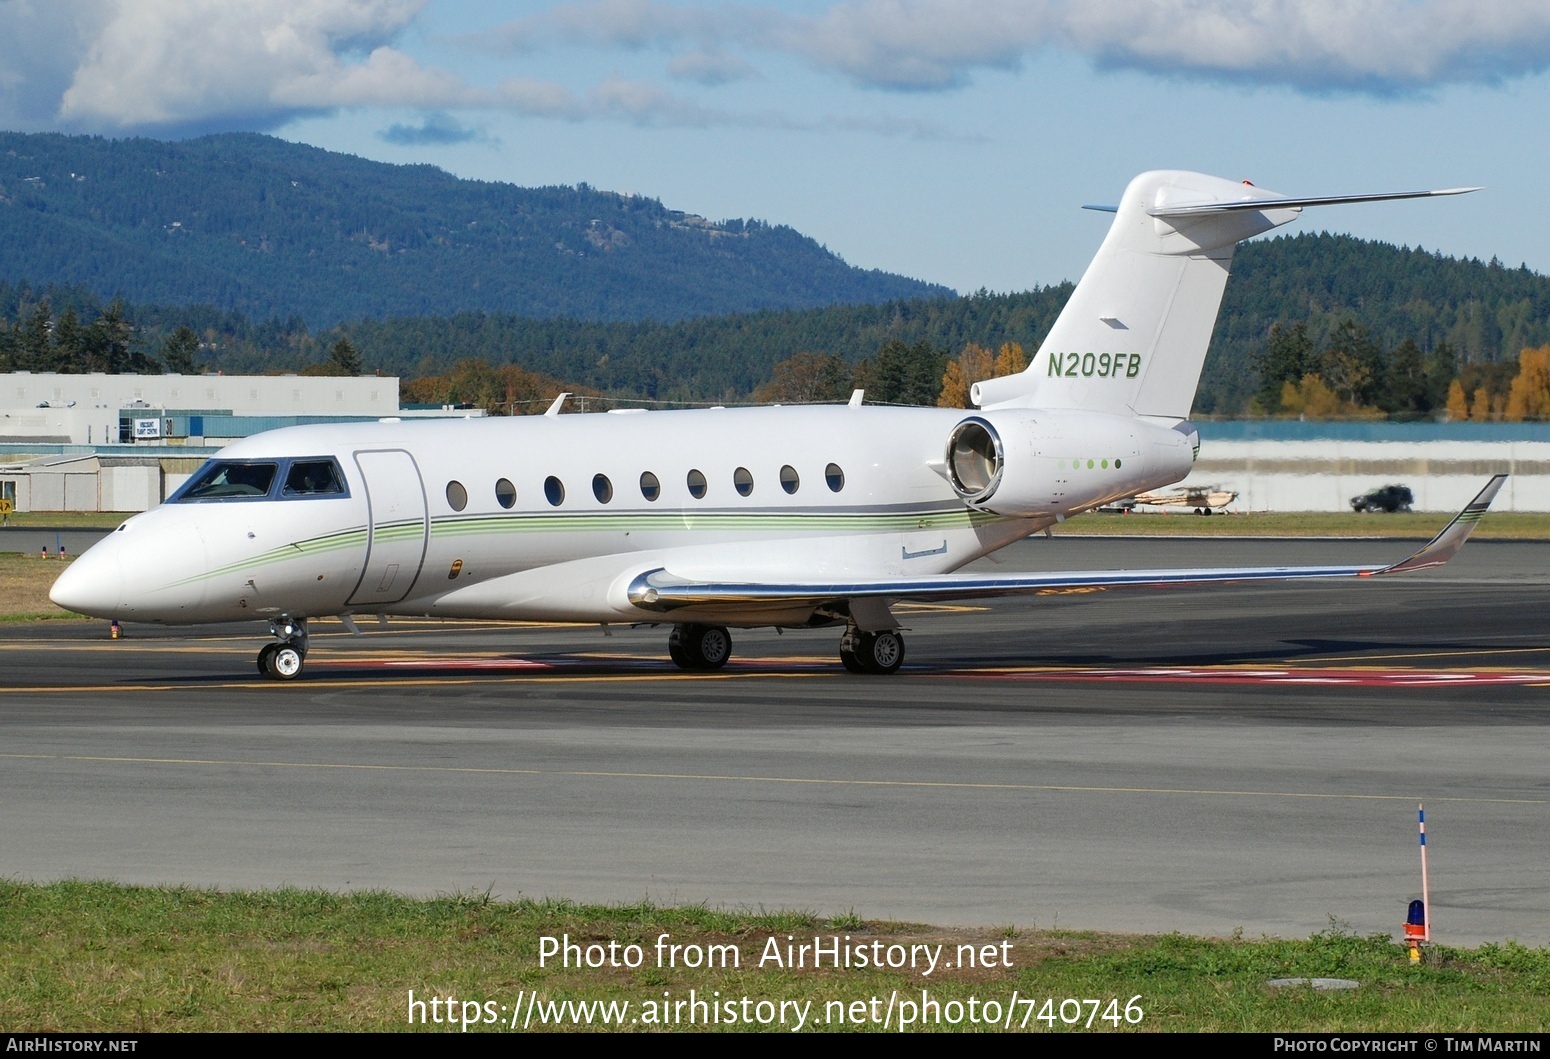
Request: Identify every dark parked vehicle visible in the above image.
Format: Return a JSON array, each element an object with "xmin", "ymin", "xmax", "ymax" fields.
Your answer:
[{"xmin": 1351, "ymin": 484, "xmax": 1414, "ymax": 513}]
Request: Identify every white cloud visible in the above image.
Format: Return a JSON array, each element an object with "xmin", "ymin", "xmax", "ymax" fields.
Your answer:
[
  {"xmin": 667, "ymin": 49, "xmax": 759, "ymax": 86},
  {"xmin": 47, "ymin": 0, "xmax": 465, "ymax": 131},
  {"xmin": 478, "ymin": 0, "xmax": 1550, "ymax": 94}
]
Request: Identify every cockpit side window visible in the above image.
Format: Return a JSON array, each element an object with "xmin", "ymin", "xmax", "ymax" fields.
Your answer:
[
  {"xmin": 283, "ymin": 460, "xmax": 345, "ymax": 497},
  {"xmin": 176, "ymin": 461, "xmax": 279, "ymax": 501}
]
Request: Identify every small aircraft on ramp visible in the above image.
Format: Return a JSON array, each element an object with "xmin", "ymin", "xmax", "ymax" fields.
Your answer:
[{"xmin": 51, "ymin": 171, "xmax": 1493, "ymax": 679}]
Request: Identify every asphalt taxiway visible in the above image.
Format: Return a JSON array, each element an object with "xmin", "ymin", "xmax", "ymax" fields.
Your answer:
[{"xmin": 3, "ymin": 536, "xmax": 1548, "ymax": 944}]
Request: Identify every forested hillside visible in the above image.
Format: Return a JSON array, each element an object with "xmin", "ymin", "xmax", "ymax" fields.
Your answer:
[
  {"xmin": 0, "ymin": 132, "xmax": 949, "ymax": 325},
  {"xmin": 4, "ymin": 229, "xmax": 1548, "ymax": 417}
]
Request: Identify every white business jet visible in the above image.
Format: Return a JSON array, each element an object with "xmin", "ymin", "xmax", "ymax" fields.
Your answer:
[{"xmin": 51, "ymin": 171, "xmax": 1495, "ymax": 680}]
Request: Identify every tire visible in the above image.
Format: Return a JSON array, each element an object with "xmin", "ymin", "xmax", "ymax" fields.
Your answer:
[
  {"xmin": 265, "ymin": 644, "xmax": 305, "ymax": 680},
  {"xmin": 669, "ymin": 625, "xmax": 732, "ymax": 670},
  {"xmin": 839, "ymin": 644, "xmax": 868, "ymax": 674},
  {"xmin": 689, "ymin": 625, "xmax": 732, "ymax": 670},
  {"xmin": 861, "ymin": 631, "xmax": 905, "ymax": 674},
  {"xmin": 257, "ymin": 643, "xmax": 278, "ymax": 676}
]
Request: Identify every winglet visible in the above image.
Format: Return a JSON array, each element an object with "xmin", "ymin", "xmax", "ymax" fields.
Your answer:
[
  {"xmin": 545, "ymin": 393, "xmax": 570, "ymax": 417},
  {"xmin": 1377, "ymin": 475, "xmax": 1506, "ymax": 575}
]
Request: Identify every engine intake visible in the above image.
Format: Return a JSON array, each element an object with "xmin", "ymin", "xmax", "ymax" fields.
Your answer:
[{"xmin": 946, "ymin": 417, "xmax": 1004, "ymax": 504}]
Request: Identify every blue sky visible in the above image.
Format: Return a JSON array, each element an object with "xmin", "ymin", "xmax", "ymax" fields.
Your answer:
[{"xmin": 3, "ymin": 1, "xmax": 1547, "ymax": 295}]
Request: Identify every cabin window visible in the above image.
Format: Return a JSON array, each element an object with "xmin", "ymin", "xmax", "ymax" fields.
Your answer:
[
  {"xmin": 282, "ymin": 460, "xmax": 344, "ymax": 497},
  {"xmin": 445, "ymin": 481, "xmax": 468, "ymax": 511},
  {"xmin": 176, "ymin": 461, "xmax": 278, "ymax": 501},
  {"xmin": 779, "ymin": 465, "xmax": 799, "ymax": 494},
  {"xmin": 593, "ymin": 473, "xmax": 614, "ymax": 503},
  {"xmin": 495, "ymin": 478, "xmax": 517, "ymax": 509},
  {"xmin": 733, "ymin": 467, "xmax": 754, "ymax": 497},
  {"xmin": 544, "ymin": 476, "xmax": 565, "ymax": 506},
  {"xmin": 640, "ymin": 471, "xmax": 660, "ymax": 502},
  {"xmin": 825, "ymin": 463, "xmax": 845, "ymax": 492},
  {"xmin": 687, "ymin": 469, "xmax": 707, "ymax": 499}
]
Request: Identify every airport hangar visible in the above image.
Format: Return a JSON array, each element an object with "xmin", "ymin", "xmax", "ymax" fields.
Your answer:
[{"xmin": 0, "ymin": 371, "xmax": 482, "ymax": 513}]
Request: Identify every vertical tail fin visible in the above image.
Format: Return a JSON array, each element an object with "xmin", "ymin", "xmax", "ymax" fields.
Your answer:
[{"xmin": 970, "ymin": 171, "xmax": 1478, "ymax": 420}]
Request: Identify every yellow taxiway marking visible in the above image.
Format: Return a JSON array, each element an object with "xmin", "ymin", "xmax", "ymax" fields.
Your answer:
[{"xmin": 0, "ymin": 752, "xmax": 1543, "ymax": 806}]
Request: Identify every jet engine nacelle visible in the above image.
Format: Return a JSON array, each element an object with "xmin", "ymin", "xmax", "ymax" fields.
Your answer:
[{"xmin": 943, "ymin": 409, "xmax": 1197, "ymax": 517}]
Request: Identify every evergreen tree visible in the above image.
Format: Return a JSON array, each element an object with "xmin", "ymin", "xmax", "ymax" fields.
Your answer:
[
  {"xmin": 327, "ymin": 336, "xmax": 364, "ymax": 376},
  {"xmin": 21, "ymin": 301, "xmax": 53, "ymax": 372},
  {"xmin": 1378, "ymin": 337, "xmax": 1428, "ymax": 416},
  {"xmin": 161, "ymin": 326, "xmax": 202, "ymax": 374},
  {"xmin": 1253, "ymin": 322, "xmax": 1314, "ymax": 411}
]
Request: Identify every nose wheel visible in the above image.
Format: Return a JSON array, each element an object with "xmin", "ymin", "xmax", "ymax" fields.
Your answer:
[
  {"xmin": 840, "ymin": 628, "xmax": 905, "ymax": 674},
  {"xmin": 668, "ymin": 624, "xmax": 732, "ymax": 670},
  {"xmin": 258, "ymin": 618, "xmax": 309, "ymax": 681}
]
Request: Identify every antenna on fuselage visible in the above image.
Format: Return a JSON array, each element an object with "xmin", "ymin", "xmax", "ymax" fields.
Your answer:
[{"xmin": 545, "ymin": 393, "xmax": 570, "ymax": 416}]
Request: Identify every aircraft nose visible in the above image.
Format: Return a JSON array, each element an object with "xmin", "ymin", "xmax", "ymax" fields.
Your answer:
[{"xmin": 50, "ymin": 538, "xmax": 124, "ymax": 618}]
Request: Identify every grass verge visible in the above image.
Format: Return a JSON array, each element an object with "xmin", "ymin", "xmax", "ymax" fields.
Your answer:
[
  {"xmin": 0, "ymin": 553, "xmax": 82, "ymax": 621},
  {"xmin": 3, "ymin": 881, "xmax": 1547, "ymax": 1032},
  {"xmin": 1, "ymin": 511, "xmax": 133, "ymax": 529},
  {"xmin": 1055, "ymin": 511, "xmax": 1550, "ymax": 539}
]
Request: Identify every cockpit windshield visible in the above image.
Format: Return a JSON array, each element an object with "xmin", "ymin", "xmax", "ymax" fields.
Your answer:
[
  {"xmin": 177, "ymin": 461, "xmax": 279, "ymax": 500},
  {"xmin": 169, "ymin": 457, "xmax": 349, "ymax": 503},
  {"xmin": 283, "ymin": 460, "xmax": 345, "ymax": 496}
]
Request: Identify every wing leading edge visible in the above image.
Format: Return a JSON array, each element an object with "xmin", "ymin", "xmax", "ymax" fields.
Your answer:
[{"xmin": 628, "ymin": 476, "xmax": 1506, "ymax": 615}]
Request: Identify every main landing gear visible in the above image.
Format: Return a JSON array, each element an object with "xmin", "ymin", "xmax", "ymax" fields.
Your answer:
[
  {"xmin": 668, "ymin": 623, "xmax": 733, "ymax": 670},
  {"xmin": 666, "ymin": 622, "xmax": 906, "ymax": 674},
  {"xmin": 839, "ymin": 626, "xmax": 906, "ymax": 675},
  {"xmin": 257, "ymin": 617, "xmax": 309, "ymax": 681}
]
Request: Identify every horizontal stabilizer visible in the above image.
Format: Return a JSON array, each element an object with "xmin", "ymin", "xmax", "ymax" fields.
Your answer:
[{"xmin": 1149, "ymin": 186, "xmax": 1481, "ymax": 218}]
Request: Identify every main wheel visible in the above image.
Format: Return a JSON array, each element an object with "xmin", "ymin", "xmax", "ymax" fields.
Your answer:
[
  {"xmin": 687, "ymin": 625, "xmax": 732, "ymax": 670},
  {"xmin": 859, "ymin": 631, "xmax": 905, "ymax": 674},
  {"xmin": 668, "ymin": 625, "xmax": 733, "ymax": 670},
  {"xmin": 839, "ymin": 641, "xmax": 867, "ymax": 673},
  {"xmin": 668, "ymin": 636, "xmax": 691, "ymax": 669},
  {"xmin": 263, "ymin": 643, "xmax": 305, "ymax": 680}
]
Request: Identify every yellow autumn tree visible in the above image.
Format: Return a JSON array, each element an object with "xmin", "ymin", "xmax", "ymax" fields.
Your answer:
[
  {"xmin": 1470, "ymin": 386, "xmax": 1493, "ymax": 421},
  {"xmin": 1445, "ymin": 379, "xmax": 1469, "ymax": 421},
  {"xmin": 938, "ymin": 341, "xmax": 1029, "ymax": 408},
  {"xmin": 1505, "ymin": 345, "xmax": 1550, "ymax": 421},
  {"xmin": 992, "ymin": 341, "xmax": 1028, "ymax": 377},
  {"xmin": 938, "ymin": 343, "xmax": 995, "ymax": 408},
  {"xmin": 1278, "ymin": 374, "xmax": 1384, "ymax": 419}
]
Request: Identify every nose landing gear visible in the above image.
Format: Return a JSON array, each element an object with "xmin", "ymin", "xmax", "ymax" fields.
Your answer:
[{"xmin": 258, "ymin": 618, "xmax": 309, "ymax": 680}]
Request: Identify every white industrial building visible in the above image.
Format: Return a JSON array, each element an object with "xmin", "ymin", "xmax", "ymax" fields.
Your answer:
[
  {"xmin": 1, "ymin": 371, "xmax": 482, "ymax": 513},
  {"xmin": 1182, "ymin": 422, "xmax": 1550, "ymax": 512},
  {"xmin": 2, "ymin": 371, "xmax": 401, "ymax": 446}
]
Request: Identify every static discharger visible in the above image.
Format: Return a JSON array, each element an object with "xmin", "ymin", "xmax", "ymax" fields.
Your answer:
[{"xmin": 1404, "ymin": 804, "xmax": 1431, "ymax": 964}]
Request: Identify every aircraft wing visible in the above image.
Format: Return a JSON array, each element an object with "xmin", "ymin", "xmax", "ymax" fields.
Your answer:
[{"xmin": 629, "ymin": 475, "xmax": 1504, "ymax": 614}]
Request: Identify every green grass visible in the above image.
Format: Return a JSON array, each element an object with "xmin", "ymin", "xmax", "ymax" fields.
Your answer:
[
  {"xmin": 1057, "ymin": 510, "xmax": 1550, "ymax": 539},
  {"xmin": 3, "ymin": 881, "xmax": 1547, "ymax": 1032},
  {"xmin": 1, "ymin": 511, "xmax": 134, "ymax": 529},
  {"xmin": 0, "ymin": 553, "xmax": 84, "ymax": 620}
]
